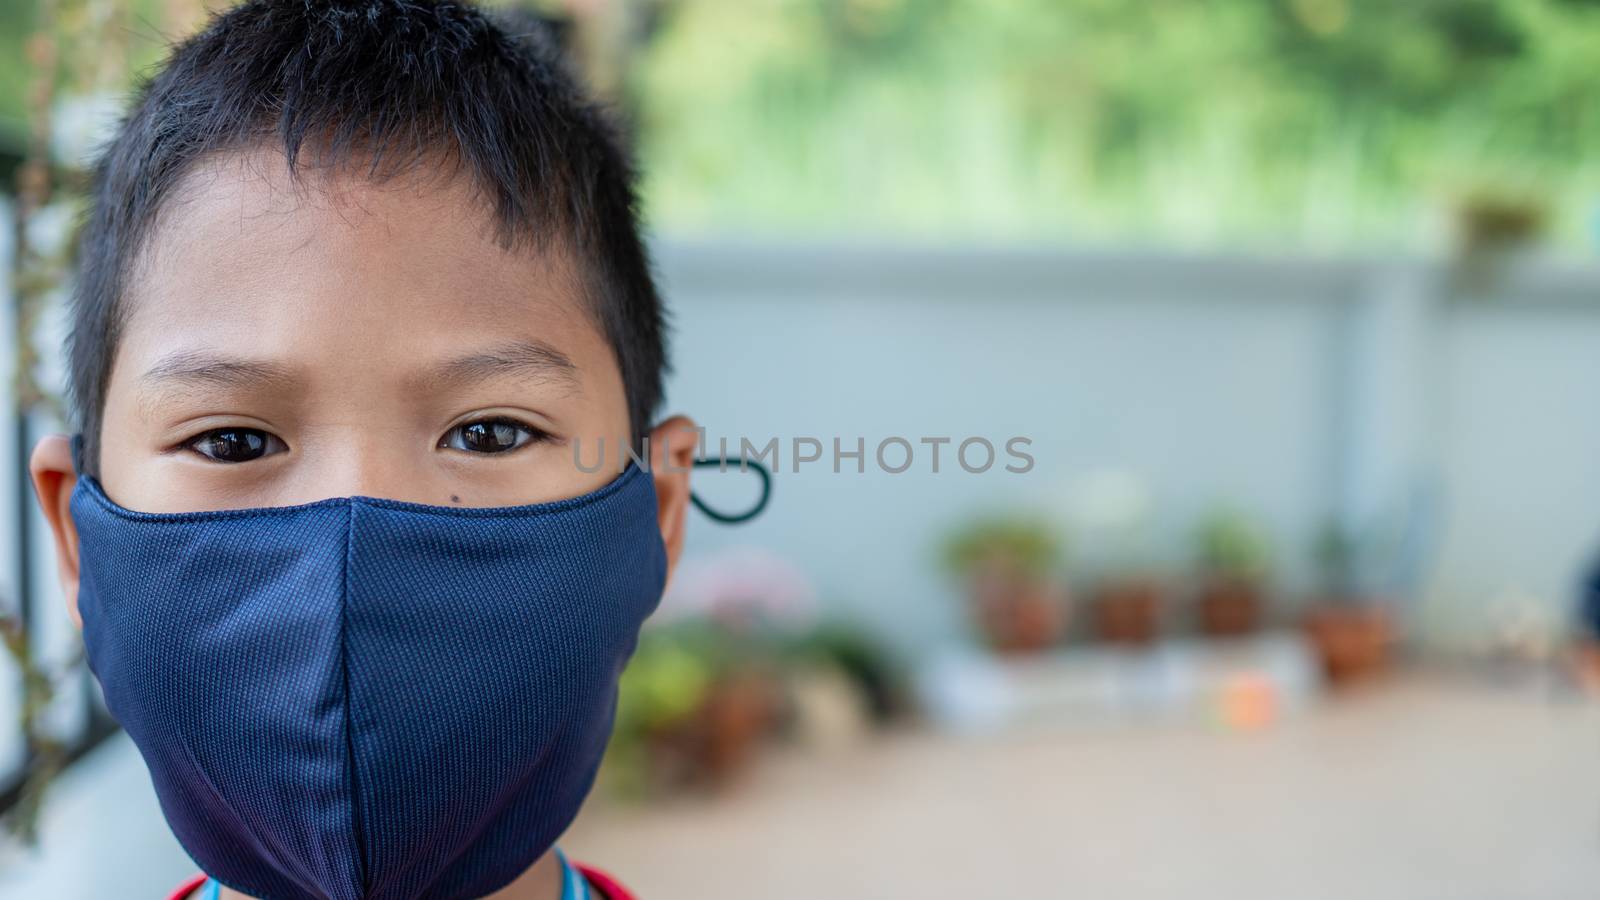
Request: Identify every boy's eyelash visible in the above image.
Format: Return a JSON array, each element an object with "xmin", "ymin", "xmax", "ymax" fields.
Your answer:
[
  {"xmin": 439, "ymin": 417, "xmax": 554, "ymax": 455},
  {"xmin": 170, "ymin": 418, "xmax": 556, "ymax": 461},
  {"xmin": 451, "ymin": 416, "xmax": 550, "ymax": 437},
  {"xmin": 179, "ymin": 427, "xmax": 287, "ymax": 463}
]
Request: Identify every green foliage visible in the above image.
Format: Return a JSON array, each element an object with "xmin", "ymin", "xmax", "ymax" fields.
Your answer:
[
  {"xmin": 613, "ymin": 623, "xmax": 719, "ymax": 738},
  {"xmin": 606, "ymin": 615, "xmax": 903, "ymax": 797},
  {"xmin": 941, "ymin": 514, "xmax": 1063, "ymax": 577},
  {"xmin": 1195, "ymin": 507, "xmax": 1271, "ymax": 577},
  {"xmin": 629, "ymin": 0, "xmax": 1600, "ymax": 247},
  {"xmin": 0, "ymin": 4, "xmax": 34, "ymax": 135},
  {"xmin": 612, "ymin": 616, "xmax": 784, "ymax": 741},
  {"xmin": 0, "ymin": 0, "xmax": 176, "ymax": 145},
  {"xmin": 9, "ymin": 0, "xmax": 1597, "ymax": 245}
]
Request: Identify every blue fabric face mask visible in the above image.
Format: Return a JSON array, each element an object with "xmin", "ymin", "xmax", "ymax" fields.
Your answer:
[{"xmin": 68, "ymin": 440, "xmax": 667, "ymax": 900}]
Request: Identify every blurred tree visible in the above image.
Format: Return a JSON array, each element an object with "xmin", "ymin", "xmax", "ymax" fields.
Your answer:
[
  {"xmin": 624, "ymin": 0, "xmax": 1600, "ymax": 246},
  {"xmin": 6, "ymin": 0, "xmax": 1598, "ymax": 246}
]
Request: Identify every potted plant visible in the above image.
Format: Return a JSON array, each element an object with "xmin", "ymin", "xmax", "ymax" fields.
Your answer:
[
  {"xmin": 1064, "ymin": 469, "xmax": 1166, "ymax": 646},
  {"xmin": 606, "ymin": 624, "xmax": 717, "ymax": 796},
  {"xmin": 942, "ymin": 516, "xmax": 1067, "ymax": 654},
  {"xmin": 1091, "ymin": 574, "xmax": 1166, "ymax": 646},
  {"xmin": 1193, "ymin": 508, "xmax": 1271, "ymax": 637},
  {"xmin": 1303, "ymin": 521, "xmax": 1395, "ymax": 688},
  {"xmin": 607, "ymin": 620, "xmax": 784, "ymax": 795},
  {"xmin": 1458, "ymin": 190, "xmax": 1546, "ymax": 256},
  {"xmin": 1450, "ymin": 188, "xmax": 1549, "ymax": 294}
]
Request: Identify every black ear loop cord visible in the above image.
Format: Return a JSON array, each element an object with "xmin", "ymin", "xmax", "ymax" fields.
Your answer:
[{"xmin": 688, "ymin": 457, "xmax": 771, "ymax": 524}]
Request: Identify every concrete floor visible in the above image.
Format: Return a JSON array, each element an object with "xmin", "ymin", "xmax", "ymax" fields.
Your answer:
[
  {"xmin": 565, "ymin": 677, "xmax": 1600, "ymax": 900},
  {"xmin": 3, "ymin": 676, "xmax": 1596, "ymax": 899}
]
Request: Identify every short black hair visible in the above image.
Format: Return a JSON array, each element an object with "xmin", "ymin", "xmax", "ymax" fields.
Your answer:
[{"xmin": 69, "ymin": 0, "xmax": 667, "ymax": 475}]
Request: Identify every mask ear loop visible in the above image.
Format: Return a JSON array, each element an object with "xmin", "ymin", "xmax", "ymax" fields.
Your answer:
[{"xmin": 688, "ymin": 458, "xmax": 771, "ymax": 524}]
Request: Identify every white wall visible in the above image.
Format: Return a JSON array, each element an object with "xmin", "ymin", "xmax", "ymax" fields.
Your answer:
[
  {"xmin": 655, "ymin": 241, "xmax": 1600, "ymax": 652},
  {"xmin": 1429, "ymin": 295, "xmax": 1600, "ymax": 647}
]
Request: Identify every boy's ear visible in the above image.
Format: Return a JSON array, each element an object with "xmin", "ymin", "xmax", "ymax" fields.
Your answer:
[
  {"xmin": 647, "ymin": 415, "xmax": 697, "ymax": 574},
  {"xmin": 28, "ymin": 433, "xmax": 83, "ymax": 628}
]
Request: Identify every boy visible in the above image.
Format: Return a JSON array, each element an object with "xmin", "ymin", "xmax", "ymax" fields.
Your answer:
[{"xmin": 27, "ymin": 2, "xmax": 697, "ymax": 898}]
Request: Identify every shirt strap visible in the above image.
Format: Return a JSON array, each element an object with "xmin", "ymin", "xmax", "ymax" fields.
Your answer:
[{"xmin": 557, "ymin": 848, "xmax": 592, "ymax": 900}]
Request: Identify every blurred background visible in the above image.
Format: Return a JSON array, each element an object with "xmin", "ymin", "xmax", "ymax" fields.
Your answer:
[{"xmin": 2, "ymin": 0, "xmax": 1600, "ymax": 897}]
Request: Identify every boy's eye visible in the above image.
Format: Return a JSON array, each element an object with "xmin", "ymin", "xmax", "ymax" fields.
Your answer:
[
  {"xmin": 440, "ymin": 419, "xmax": 544, "ymax": 455},
  {"xmin": 185, "ymin": 428, "xmax": 285, "ymax": 463}
]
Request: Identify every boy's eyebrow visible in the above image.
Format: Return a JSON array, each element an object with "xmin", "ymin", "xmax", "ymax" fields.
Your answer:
[
  {"xmin": 135, "ymin": 340, "xmax": 579, "ymax": 409},
  {"xmin": 423, "ymin": 339, "xmax": 581, "ymax": 392},
  {"xmin": 140, "ymin": 351, "xmax": 301, "ymax": 392}
]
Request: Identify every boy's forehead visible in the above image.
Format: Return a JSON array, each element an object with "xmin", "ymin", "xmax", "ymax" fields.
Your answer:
[
  {"xmin": 139, "ymin": 146, "xmax": 578, "ymax": 296},
  {"xmin": 120, "ymin": 146, "xmax": 600, "ymax": 364}
]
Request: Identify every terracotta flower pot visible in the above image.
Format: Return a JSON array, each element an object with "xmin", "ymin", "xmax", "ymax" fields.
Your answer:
[
  {"xmin": 967, "ymin": 559, "xmax": 1068, "ymax": 654},
  {"xmin": 692, "ymin": 670, "xmax": 780, "ymax": 786},
  {"xmin": 1304, "ymin": 604, "xmax": 1393, "ymax": 687},
  {"xmin": 1198, "ymin": 575, "xmax": 1264, "ymax": 637},
  {"xmin": 1093, "ymin": 578, "xmax": 1164, "ymax": 646}
]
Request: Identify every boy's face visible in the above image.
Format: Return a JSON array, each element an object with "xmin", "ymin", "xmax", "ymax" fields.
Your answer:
[{"xmin": 31, "ymin": 147, "xmax": 694, "ymax": 623}]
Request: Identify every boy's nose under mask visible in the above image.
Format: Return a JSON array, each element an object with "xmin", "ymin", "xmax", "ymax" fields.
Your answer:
[{"xmin": 68, "ymin": 440, "xmax": 666, "ymax": 900}]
